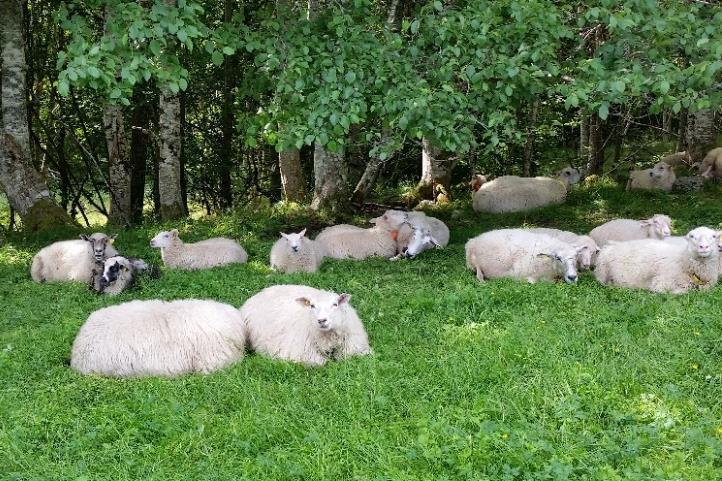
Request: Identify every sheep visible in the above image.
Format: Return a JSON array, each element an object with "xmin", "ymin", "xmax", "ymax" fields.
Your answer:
[
  {"xmin": 660, "ymin": 151, "xmax": 691, "ymax": 167},
  {"xmin": 314, "ymin": 221, "xmax": 397, "ymax": 260},
  {"xmin": 270, "ymin": 229, "xmax": 325, "ymax": 273},
  {"xmin": 626, "ymin": 162, "xmax": 676, "ymax": 191},
  {"xmin": 370, "ymin": 209, "xmax": 450, "ymax": 256},
  {"xmin": 698, "ymin": 147, "xmax": 722, "ymax": 179},
  {"xmin": 90, "ymin": 255, "xmax": 159, "ymax": 296},
  {"xmin": 70, "ymin": 299, "xmax": 246, "ymax": 377},
  {"xmin": 557, "ymin": 166, "xmax": 584, "ymax": 188},
  {"xmin": 525, "ymin": 227, "xmax": 600, "ymax": 269},
  {"xmin": 673, "ymin": 176, "xmax": 705, "ymax": 192},
  {"xmin": 149, "ymin": 229, "xmax": 247, "ymax": 270},
  {"xmin": 240, "ymin": 284, "xmax": 372, "ymax": 366},
  {"xmin": 469, "ymin": 174, "xmax": 487, "ymax": 192},
  {"xmin": 589, "ymin": 214, "xmax": 672, "ymax": 247},
  {"xmin": 30, "ymin": 232, "xmax": 119, "ymax": 283},
  {"xmin": 465, "ymin": 229, "xmax": 587, "ymax": 284},
  {"xmin": 471, "ymin": 175, "xmax": 567, "ymax": 213},
  {"xmin": 594, "ymin": 227, "xmax": 721, "ymax": 294},
  {"xmin": 392, "ymin": 224, "xmax": 443, "ymax": 260}
]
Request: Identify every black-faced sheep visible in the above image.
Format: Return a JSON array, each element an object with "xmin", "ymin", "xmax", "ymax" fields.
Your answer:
[{"xmin": 90, "ymin": 255, "xmax": 158, "ymax": 296}]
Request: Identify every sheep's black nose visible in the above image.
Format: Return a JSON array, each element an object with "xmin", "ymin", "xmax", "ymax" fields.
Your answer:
[
  {"xmin": 318, "ymin": 318, "xmax": 327, "ymax": 325},
  {"xmin": 568, "ymin": 275, "xmax": 577, "ymax": 282},
  {"xmin": 292, "ymin": 246, "xmax": 299, "ymax": 252}
]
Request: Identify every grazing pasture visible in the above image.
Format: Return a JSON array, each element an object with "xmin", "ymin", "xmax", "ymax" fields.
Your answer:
[{"xmin": 2, "ymin": 183, "xmax": 722, "ymax": 480}]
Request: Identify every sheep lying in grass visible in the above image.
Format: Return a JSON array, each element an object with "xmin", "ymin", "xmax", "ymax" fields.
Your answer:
[
  {"xmin": 471, "ymin": 175, "xmax": 567, "ymax": 213},
  {"xmin": 594, "ymin": 227, "xmax": 720, "ymax": 294},
  {"xmin": 31, "ymin": 232, "xmax": 119, "ymax": 283},
  {"xmin": 469, "ymin": 174, "xmax": 487, "ymax": 192},
  {"xmin": 589, "ymin": 214, "xmax": 672, "ymax": 247},
  {"xmin": 270, "ymin": 229, "xmax": 325, "ymax": 273},
  {"xmin": 90, "ymin": 255, "xmax": 159, "ymax": 296},
  {"xmin": 525, "ymin": 228, "xmax": 600, "ymax": 269},
  {"xmin": 315, "ymin": 221, "xmax": 396, "ymax": 260},
  {"xmin": 660, "ymin": 151, "xmax": 691, "ymax": 167},
  {"xmin": 150, "ymin": 229, "xmax": 247, "ymax": 270},
  {"xmin": 240, "ymin": 284, "xmax": 371, "ymax": 366},
  {"xmin": 71, "ymin": 299, "xmax": 246, "ymax": 377},
  {"xmin": 371, "ymin": 209, "xmax": 450, "ymax": 257},
  {"xmin": 465, "ymin": 229, "xmax": 587, "ymax": 284},
  {"xmin": 392, "ymin": 224, "xmax": 443, "ymax": 260},
  {"xmin": 557, "ymin": 166, "xmax": 584, "ymax": 188},
  {"xmin": 626, "ymin": 162, "xmax": 676, "ymax": 191},
  {"xmin": 699, "ymin": 147, "xmax": 722, "ymax": 179}
]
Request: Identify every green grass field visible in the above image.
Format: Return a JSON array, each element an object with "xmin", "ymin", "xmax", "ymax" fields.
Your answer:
[{"xmin": 2, "ymin": 182, "xmax": 722, "ymax": 480}]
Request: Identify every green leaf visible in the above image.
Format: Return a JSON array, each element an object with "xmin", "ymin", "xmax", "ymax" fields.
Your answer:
[
  {"xmin": 672, "ymin": 101, "xmax": 681, "ymax": 114},
  {"xmin": 179, "ymin": 78, "xmax": 188, "ymax": 91},
  {"xmin": 612, "ymin": 80, "xmax": 625, "ymax": 93},
  {"xmin": 87, "ymin": 66, "xmax": 101, "ymax": 78},
  {"xmin": 659, "ymin": 80, "xmax": 670, "ymax": 94},
  {"xmin": 222, "ymin": 46, "xmax": 235, "ymax": 55},
  {"xmin": 110, "ymin": 88, "xmax": 122, "ymax": 99},
  {"xmin": 212, "ymin": 50, "xmax": 224, "ymax": 66},
  {"xmin": 433, "ymin": 1, "xmax": 443, "ymax": 11},
  {"xmin": 58, "ymin": 80, "xmax": 69, "ymax": 97},
  {"xmin": 345, "ymin": 71, "xmax": 356, "ymax": 83},
  {"xmin": 598, "ymin": 102, "xmax": 609, "ymax": 120},
  {"xmin": 410, "ymin": 20, "xmax": 420, "ymax": 34},
  {"xmin": 150, "ymin": 40, "xmax": 162, "ymax": 56}
]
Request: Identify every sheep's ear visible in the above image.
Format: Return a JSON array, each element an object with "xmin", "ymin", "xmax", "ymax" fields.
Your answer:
[
  {"xmin": 170, "ymin": 229, "xmax": 179, "ymax": 235},
  {"xmin": 640, "ymin": 220, "xmax": 652, "ymax": 227},
  {"xmin": 280, "ymin": 232, "xmax": 289, "ymax": 240},
  {"xmin": 131, "ymin": 259, "xmax": 148, "ymax": 271},
  {"xmin": 537, "ymin": 252, "xmax": 556, "ymax": 260},
  {"xmin": 299, "ymin": 228, "xmax": 307, "ymax": 237},
  {"xmin": 79, "ymin": 234, "xmax": 89, "ymax": 241},
  {"xmin": 574, "ymin": 245, "xmax": 589, "ymax": 254},
  {"xmin": 108, "ymin": 234, "xmax": 117, "ymax": 244},
  {"xmin": 337, "ymin": 293, "xmax": 351, "ymax": 305},
  {"xmin": 296, "ymin": 297, "xmax": 313, "ymax": 308},
  {"xmin": 430, "ymin": 235, "xmax": 442, "ymax": 248}
]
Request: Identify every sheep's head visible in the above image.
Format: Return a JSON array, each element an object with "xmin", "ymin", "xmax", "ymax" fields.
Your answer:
[
  {"xmin": 469, "ymin": 174, "xmax": 487, "ymax": 192},
  {"xmin": 538, "ymin": 245, "xmax": 586, "ymax": 284},
  {"xmin": 576, "ymin": 236, "xmax": 600, "ymax": 270},
  {"xmin": 370, "ymin": 210, "xmax": 408, "ymax": 230},
  {"xmin": 280, "ymin": 229, "xmax": 307, "ymax": 253},
  {"xmin": 557, "ymin": 166, "xmax": 582, "ymax": 187},
  {"xmin": 80, "ymin": 232, "xmax": 117, "ymax": 262},
  {"xmin": 150, "ymin": 229, "xmax": 180, "ymax": 248},
  {"xmin": 640, "ymin": 214, "xmax": 672, "ymax": 239},
  {"xmin": 296, "ymin": 293, "xmax": 351, "ymax": 331},
  {"xmin": 650, "ymin": 162, "xmax": 673, "ymax": 180},
  {"xmin": 403, "ymin": 225, "xmax": 442, "ymax": 259},
  {"xmin": 97, "ymin": 256, "xmax": 148, "ymax": 294},
  {"xmin": 685, "ymin": 227, "xmax": 720, "ymax": 259}
]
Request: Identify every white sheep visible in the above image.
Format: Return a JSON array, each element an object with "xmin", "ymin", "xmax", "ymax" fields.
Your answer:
[
  {"xmin": 70, "ymin": 299, "xmax": 246, "ymax": 377},
  {"xmin": 471, "ymin": 176, "xmax": 567, "ymax": 213},
  {"xmin": 699, "ymin": 147, "xmax": 722, "ymax": 179},
  {"xmin": 149, "ymin": 229, "xmax": 247, "ymax": 270},
  {"xmin": 240, "ymin": 284, "xmax": 372, "ymax": 366},
  {"xmin": 626, "ymin": 162, "xmax": 676, "ymax": 191},
  {"xmin": 392, "ymin": 224, "xmax": 443, "ymax": 260},
  {"xmin": 371, "ymin": 209, "xmax": 450, "ymax": 256},
  {"xmin": 556, "ymin": 166, "xmax": 584, "ymax": 188},
  {"xmin": 465, "ymin": 229, "xmax": 587, "ymax": 284},
  {"xmin": 525, "ymin": 227, "xmax": 600, "ymax": 269},
  {"xmin": 589, "ymin": 214, "xmax": 672, "ymax": 247},
  {"xmin": 30, "ymin": 232, "xmax": 119, "ymax": 283},
  {"xmin": 594, "ymin": 227, "xmax": 720, "ymax": 294},
  {"xmin": 270, "ymin": 229, "xmax": 325, "ymax": 273},
  {"xmin": 660, "ymin": 151, "xmax": 691, "ymax": 167},
  {"xmin": 314, "ymin": 222, "xmax": 396, "ymax": 260},
  {"xmin": 91, "ymin": 255, "xmax": 157, "ymax": 296}
]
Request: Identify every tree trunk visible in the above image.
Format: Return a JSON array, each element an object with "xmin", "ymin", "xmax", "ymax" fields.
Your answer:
[
  {"xmin": 158, "ymin": 88, "xmax": 186, "ymax": 219},
  {"xmin": 279, "ymin": 147, "xmax": 306, "ymax": 202},
  {"xmin": 586, "ymin": 113, "xmax": 605, "ymax": 175},
  {"xmin": 310, "ymin": 143, "xmax": 348, "ymax": 211},
  {"xmin": 0, "ymin": 0, "xmax": 71, "ymax": 231},
  {"xmin": 685, "ymin": 109, "xmax": 717, "ymax": 163},
  {"xmin": 351, "ymin": 134, "xmax": 391, "ymax": 205},
  {"xmin": 103, "ymin": 104, "xmax": 132, "ymax": 226},
  {"xmin": 523, "ymin": 100, "xmax": 540, "ymax": 177},
  {"xmin": 579, "ymin": 113, "xmax": 589, "ymax": 160},
  {"xmin": 418, "ymin": 138, "xmax": 455, "ymax": 200},
  {"xmin": 129, "ymin": 88, "xmax": 149, "ymax": 224},
  {"xmin": 662, "ymin": 109, "xmax": 672, "ymax": 142},
  {"xmin": 676, "ymin": 110, "xmax": 688, "ymax": 152},
  {"xmin": 219, "ymin": 0, "xmax": 235, "ymax": 210}
]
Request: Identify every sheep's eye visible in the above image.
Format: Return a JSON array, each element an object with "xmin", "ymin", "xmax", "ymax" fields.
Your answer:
[{"xmin": 332, "ymin": 303, "xmax": 338, "ymax": 308}]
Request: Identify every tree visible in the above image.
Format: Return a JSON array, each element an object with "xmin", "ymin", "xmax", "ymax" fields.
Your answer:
[
  {"xmin": 0, "ymin": 0, "xmax": 71, "ymax": 231},
  {"xmin": 685, "ymin": 109, "xmax": 717, "ymax": 163}
]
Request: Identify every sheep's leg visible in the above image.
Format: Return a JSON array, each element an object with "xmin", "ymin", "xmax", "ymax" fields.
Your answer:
[
  {"xmin": 526, "ymin": 276, "xmax": 537, "ymax": 284},
  {"xmin": 475, "ymin": 266, "xmax": 485, "ymax": 282}
]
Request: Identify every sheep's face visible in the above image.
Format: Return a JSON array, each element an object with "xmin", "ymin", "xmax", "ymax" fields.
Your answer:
[
  {"xmin": 685, "ymin": 227, "xmax": 720, "ymax": 259},
  {"xmin": 557, "ymin": 167, "xmax": 582, "ymax": 187},
  {"xmin": 80, "ymin": 233, "xmax": 116, "ymax": 263},
  {"xmin": 469, "ymin": 175, "xmax": 487, "ymax": 192},
  {"xmin": 296, "ymin": 293, "xmax": 351, "ymax": 331},
  {"xmin": 99, "ymin": 256, "xmax": 132, "ymax": 290},
  {"xmin": 280, "ymin": 229, "xmax": 307, "ymax": 253},
  {"xmin": 370, "ymin": 210, "xmax": 407, "ymax": 230},
  {"xmin": 150, "ymin": 229, "xmax": 179, "ymax": 248},
  {"xmin": 641, "ymin": 215, "xmax": 672, "ymax": 239},
  {"xmin": 539, "ymin": 246, "xmax": 584, "ymax": 284},
  {"xmin": 576, "ymin": 238, "xmax": 599, "ymax": 270},
  {"xmin": 650, "ymin": 162, "xmax": 673, "ymax": 180},
  {"xmin": 404, "ymin": 226, "xmax": 441, "ymax": 259}
]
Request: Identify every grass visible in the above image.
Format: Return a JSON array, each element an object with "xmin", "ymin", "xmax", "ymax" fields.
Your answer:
[{"xmin": 2, "ymin": 181, "xmax": 722, "ymax": 481}]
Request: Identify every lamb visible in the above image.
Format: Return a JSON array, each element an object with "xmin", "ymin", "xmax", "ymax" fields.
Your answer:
[
  {"xmin": 314, "ymin": 222, "xmax": 396, "ymax": 260},
  {"xmin": 594, "ymin": 227, "xmax": 720, "ymax": 294},
  {"xmin": 90, "ymin": 255, "xmax": 159, "ymax": 296},
  {"xmin": 698, "ymin": 147, "xmax": 722, "ymax": 179},
  {"xmin": 465, "ymin": 229, "xmax": 587, "ymax": 284},
  {"xmin": 471, "ymin": 175, "xmax": 567, "ymax": 213},
  {"xmin": 240, "ymin": 284, "xmax": 372, "ymax": 366},
  {"xmin": 70, "ymin": 299, "xmax": 246, "ymax": 377},
  {"xmin": 626, "ymin": 162, "xmax": 676, "ymax": 191},
  {"xmin": 525, "ymin": 227, "xmax": 600, "ymax": 269},
  {"xmin": 589, "ymin": 214, "xmax": 672, "ymax": 247},
  {"xmin": 660, "ymin": 151, "xmax": 691, "ymax": 167},
  {"xmin": 270, "ymin": 229, "xmax": 325, "ymax": 273},
  {"xmin": 149, "ymin": 229, "xmax": 247, "ymax": 270},
  {"xmin": 30, "ymin": 232, "xmax": 119, "ymax": 283},
  {"xmin": 371, "ymin": 209, "xmax": 450, "ymax": 256},
  {"xmin": 557, "ymin": 166, "xmax": 584, "ymax": 188}
]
